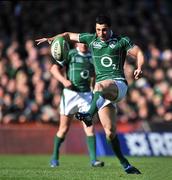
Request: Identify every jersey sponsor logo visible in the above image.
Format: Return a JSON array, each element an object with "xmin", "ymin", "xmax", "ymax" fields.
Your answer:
[
  {"xmin": 101, "ymin": 57, "xmax": 117, "ymax": 69},
  {"xmin": 92, "ymin": 42, "xmax": 102, "ymax": 49},
  {"xmin": 80, "ymin": 70, "xmax": 89, "ymax": 79}
]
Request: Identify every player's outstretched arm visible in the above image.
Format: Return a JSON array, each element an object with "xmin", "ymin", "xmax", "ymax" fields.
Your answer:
[
  {"xmin": 35, "ymin": 36, "xmax": 58, "ymax": 45},
  {"xmin": 35, "ymin": 32, "xmax": 79, "ymax": 45},
  {"xmin": 35, "ymin": 37, "xmax": 52, "ymax": 45}
]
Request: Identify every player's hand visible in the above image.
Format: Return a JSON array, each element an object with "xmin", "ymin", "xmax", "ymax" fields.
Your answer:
[
  {"xmin": 35, "ymin": 38, "xmax": 50, "ymax": 45},
  {"xmin": 134, "ymin": 69, "xmax": 142, "ymax": 79},
  {"xmin": 63, "ymin": 80, "xmax": 72, "ymax": 89}
]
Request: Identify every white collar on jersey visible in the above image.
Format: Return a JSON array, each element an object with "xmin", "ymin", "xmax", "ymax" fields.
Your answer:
[{"xmin": 76, "ymin": 47, "xmax": 90, "ymax": 56}]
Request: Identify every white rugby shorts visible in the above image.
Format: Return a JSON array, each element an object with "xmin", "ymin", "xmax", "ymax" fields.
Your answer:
[{"xmin": 94, "ymin": 80, "xmax": 128, "ymax": 109}]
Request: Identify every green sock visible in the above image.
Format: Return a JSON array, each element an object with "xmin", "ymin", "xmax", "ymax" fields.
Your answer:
[
  {"xmin": 86, "ymin": 135, "xmax": 96, "ymax": 162},
  {"xmin": 51, "ymin": 136, "xmax": 64, "ymax": 160},
  {"xmin": 107, "ymin": 135, "xmax": 129, "ymax": 168},
  {"xmin": 88, "ymin": 91, "xmax": 104, "ymax": 117}
]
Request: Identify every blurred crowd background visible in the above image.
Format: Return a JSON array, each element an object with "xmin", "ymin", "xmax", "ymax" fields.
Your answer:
[{"xmin": 0, "ymin": 1, "xmax": 172, "ymax": 130}]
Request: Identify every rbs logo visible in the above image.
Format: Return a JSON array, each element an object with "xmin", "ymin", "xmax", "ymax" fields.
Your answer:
[{"xmin": 124, "ymin": 133, "xmax": 172, "ymax": 156}]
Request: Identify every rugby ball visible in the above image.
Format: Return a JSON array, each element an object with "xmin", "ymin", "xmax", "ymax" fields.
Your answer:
[{"xmin": 51, "ymin": 36, "xmax": 70, "ymax": 61}]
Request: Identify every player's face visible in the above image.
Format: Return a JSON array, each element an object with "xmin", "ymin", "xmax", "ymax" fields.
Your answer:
[
  {"xmin": 96, "ymin": 24, "xmax": 111, "ymax": 41},
  {"xmin": 77, "ymin": 43, "xmax": 88, "ymax": 53}
]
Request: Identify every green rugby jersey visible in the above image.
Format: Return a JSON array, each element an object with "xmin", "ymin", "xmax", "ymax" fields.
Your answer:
[
  {"xmin": 79, "ymin": 32, "xmax": 134, "ymax": 82},
  {"xmin": 54, "ymin": 48, "xmax": 94, "ymax": 92}
]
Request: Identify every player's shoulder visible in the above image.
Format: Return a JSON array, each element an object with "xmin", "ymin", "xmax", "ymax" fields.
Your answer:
[
  {"xmin": 112, "ymin": 33, "xmax": 128, "ymax": 40},
  {"xmin": 113, "ymin": 34, "xmax": 132, "ymax": 46},
  {"xmin": 118, "ymin": 35, "xmax": 131, "ymax": 42}
]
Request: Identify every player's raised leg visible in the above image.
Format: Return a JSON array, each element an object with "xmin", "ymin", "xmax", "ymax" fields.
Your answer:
[{"xmin": 75, "ymin": 80, "xmax": 118, "ymax": 126}]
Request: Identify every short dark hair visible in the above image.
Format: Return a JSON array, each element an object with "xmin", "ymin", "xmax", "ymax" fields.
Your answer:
[{"xmin": 95, "ymin": 14, "xmax": 111, "ymax": 27}]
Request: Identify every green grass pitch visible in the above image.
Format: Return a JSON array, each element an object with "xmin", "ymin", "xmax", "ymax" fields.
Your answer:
[{"xmin": 0, "ymin": 155, "xmax": 172, "ymax": 180}]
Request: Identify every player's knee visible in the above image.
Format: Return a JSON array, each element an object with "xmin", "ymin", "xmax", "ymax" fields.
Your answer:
[
  {"xmin": 83, "ymin": 126, "xmax": 94, "ymax": 136},
  {"xmin": 57, "ymin": 126, "xmax": 69, "ymax": 137},
  {"xmin": 85, "ymin": 132, "xmax": 94, "ymax": 136},
  {"xmin": 94, "ymin": 83, "xmax": 104, "ymax": 91}
]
